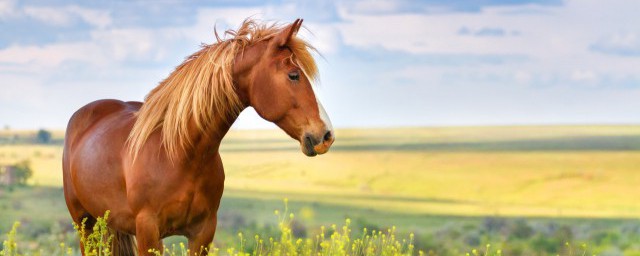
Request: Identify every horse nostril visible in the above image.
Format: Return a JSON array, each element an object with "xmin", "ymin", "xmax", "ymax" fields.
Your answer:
[{"xmin": 323, "ymin": 131, "xmax": 333, "ymax": 142}]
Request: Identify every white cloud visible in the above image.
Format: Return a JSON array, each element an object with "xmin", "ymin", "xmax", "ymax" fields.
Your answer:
[
  {"xmin": 23, "ymin": 6, "xmax": 73, "ymax": 26},
  {"xmin": 68, "ymin": 5, "xmax": 112, "ymax": 28},
  {"xmin": 571, "ymin": 70, "xmax": 597, "ymax": 83},
  {"xmin": 591, "ymin": 32, "xmax": 640, "ymax": 57},
  {"xmin": 0, "ymin": 42, "xmax": 100, "ymax": 67},
  {"xmin": 188, "ymin": 7, "xmax": 264, "ymax": 41},
  {"xmin": 332, "ymin": 0, "xmax": 640, "ymax": 90},
  {"xmin": 2, "ymin": 1, "xmax": 640, "ymax": 129},
  {"xmin": 335, "ymin": 1, "xmax": 640, "ymax": 59},
  {"xmin": 0, "ymin": 27, "xmax": 183, "ymax": 72},
  {"xmin": 345, "ymin": 0, "xmax": 403, "ymax": 14},
  {"xmin": 185, "ymin": 7, "xmax": 341, "ymax": 55},
  {"xmin": 0, "ymin": 0, "xmax": 16, "ymax": 18},
  {"xmin": 298, "ymin": 24, "xmax": 341, "ymax": 55},
  {"xmin": 0, "ymin": 8, "xmax": 255, "ymax": 76},
  {"xmin": 514, "ymin": 71, "xmax": 532, "ymax": 85},
  {"xmin": 336, "ymin": 5, "xmax": 561, "ymax": 56},
  {"xmin": 90, "ymin": 28, "xmax": 180, "ymax": 62},
  {"xmin": 22, "ymin": 5, "xmax": 112, "ymax": 28}
]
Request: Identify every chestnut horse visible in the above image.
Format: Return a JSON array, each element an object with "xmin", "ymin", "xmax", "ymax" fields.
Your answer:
[{"xmin": 62, "ymin": 18, "xmax": 334, "ymax": 255}]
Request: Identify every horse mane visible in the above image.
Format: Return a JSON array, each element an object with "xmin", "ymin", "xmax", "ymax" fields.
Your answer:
[{"xmin": 127, "ymin": 19, "xmax": 318, "ymax": 163}]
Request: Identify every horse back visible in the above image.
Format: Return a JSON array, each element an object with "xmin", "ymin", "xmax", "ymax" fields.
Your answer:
[{"xmin": 64, "ymin": 99, "xmax": 140, "ymax": 150}]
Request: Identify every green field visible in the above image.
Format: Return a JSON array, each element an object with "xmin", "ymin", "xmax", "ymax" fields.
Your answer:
[{"xmin": 2, "ymin": 126, "xmax": 640, "ymax": 254}]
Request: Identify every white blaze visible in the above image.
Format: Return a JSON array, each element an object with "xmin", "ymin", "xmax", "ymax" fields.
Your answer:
[{"xmin": 316, "ymin": 96, "xmax": 333, "ymax": 132}]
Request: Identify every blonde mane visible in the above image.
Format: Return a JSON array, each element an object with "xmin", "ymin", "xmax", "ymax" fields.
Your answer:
[{"xmin": 127, "ymin": 19, "xmax": 318, "ymax": 162}]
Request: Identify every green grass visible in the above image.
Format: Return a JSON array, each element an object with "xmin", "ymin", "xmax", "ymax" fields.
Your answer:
[
  {"xmin": 3, "ymin": 125, "xmax": 640, "ymax": 219},
  {"xmin": 2, "ymin": 125, "xmax": 640, "ymax": 254},
  {"xmin": 0, "ymin": 186, "xmax": 67, "ymax": 233},
  {"xmin": 219, "ymin": 126, "xmax": 640, "ymax": 218},
  {"xmin": 2, "ymin": 201, "xmax": 422, "ymax": 256},
  {"xmin": 0, "ymin": 145, "xmax": 63, "ymax": 186},
  {"xmin": 2, "ymin": 185, "xmax": 639, "ymax": 255}
]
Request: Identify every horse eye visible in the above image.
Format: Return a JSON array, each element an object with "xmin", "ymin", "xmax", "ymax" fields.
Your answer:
[{"xmin": 288, "ymin": 71, "xmax": 300, "ymax": 81}]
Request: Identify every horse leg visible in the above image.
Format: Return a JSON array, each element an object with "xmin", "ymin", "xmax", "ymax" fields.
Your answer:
[
  {"xmin": 187, "ymin": 218, "xmax": 217, "ymax": 256},
  {"xmin": 134, "ymin": 212, "xmax": 162, "ymax": 255}
]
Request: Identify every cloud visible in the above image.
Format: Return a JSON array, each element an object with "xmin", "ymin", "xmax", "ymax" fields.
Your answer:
[
  {"xmin": 334, "ymin": 0, "xmax": 640, "ymax": 61},
  {"xmin": 185, "ymin": 7, "xmax": 342, "ymax": 55},
  {"xmin": 90, "ymin": 28, "xmax": 182, "ymax": 62},
  {"xmin": 342, "ymin": 0, "xmax": 404, "ymax": 15},
  {"xmin": 298, "ymin": 24, "xmax": 342, "ymax": 55},
  {"xmin": 342, "ymin": 0, "xmax": 563, "ymax": 15},
  {"xmin": 335, "ymin": 8, "xmax": 542, "ymax": 55},
  {"xmin": 474, "ymin": 27, "xmax": 506, "ymax": 37},
  {"xmin": 22, "ymin": 5, "xmax": 112, "ymax": 28},
  {"xmin": 457, "ymin": 26, "xmax": 519, "ymax": 37},
  {"xmin": 68, "ymin": 6, "xmax": 112, "ymax": 28},
  {"xmin": 590, "ymin": 32, "xmax": 640, "ymax": 57},
  {"xmin": 264, "ymin": 1, "xmax": 341, "ymax": 22},
  {"xmin": 0, "ymin": 0, "xmax": 16, "ymax": 18},
  {"xmin": 2, "ymin": 0, "xmax": 640, "ymax": 129},
  {"xmin": 570, "ymin": 70, "xmax": 598, "ymax": 86},
  {"xmin": 0, "ymin": 25, "xmax": 189, "ymax": 73},
  {"xmin": 334, "ymin": 0, "xmax": 640, "ymax": 92},
  {"xmin": 0, "ymin": 36, "xmax": 168, "ymax": 70},
  {"xmin": 0, "ymin": 42, "xmax": 99, "ymax": 67}
]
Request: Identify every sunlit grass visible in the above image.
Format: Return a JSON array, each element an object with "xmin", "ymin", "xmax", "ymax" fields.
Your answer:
[
  {"xmin": 3, "ymin": 126, "xmax": 640, "ymax": 218},
  {"xmin": 0, "ymin": 213, "xmax": 598, "ymax": 256},
  {"xmin": 0, "ymin": 145, "xmax": 63, "ymax": 186},
  {"xmin": 1, "ymin": 126, "xmax": 639, "ymax": 255},
  {"xmin": 1, "ymin": 201, "xmax": 422, "ymax": 256}
]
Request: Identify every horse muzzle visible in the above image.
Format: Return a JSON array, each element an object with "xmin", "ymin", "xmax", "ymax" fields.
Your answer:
[{"xmin": 301, "ymin": 130, "xmax": 334, "ymax": 157}]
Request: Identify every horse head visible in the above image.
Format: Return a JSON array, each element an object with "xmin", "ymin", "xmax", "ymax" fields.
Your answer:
[{"xmin": 233, "ymin": 19, "xmax": 334, "ymax": 156}]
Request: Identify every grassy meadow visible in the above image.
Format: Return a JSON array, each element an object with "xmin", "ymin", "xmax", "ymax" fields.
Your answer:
[{"xmin": 1, "ymin": 126, "xmax": 640, "ymax": 254}]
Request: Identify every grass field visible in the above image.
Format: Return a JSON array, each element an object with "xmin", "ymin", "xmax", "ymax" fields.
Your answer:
[
  {"xmin": 1, "ymin": 125, "xmax": 640, "ymax": 254},
  {"xmin": 221, "ymin": 125, "xmax": 640, "ymax": 218},
  {"xmin": 3, "ymin": 126, "xmax": 640, "ymax": 217}
]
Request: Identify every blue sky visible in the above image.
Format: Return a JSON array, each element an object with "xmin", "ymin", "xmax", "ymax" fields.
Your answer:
[{"xmin": 0, "ymin": 0, "xmax": 639, "ymax": 129}]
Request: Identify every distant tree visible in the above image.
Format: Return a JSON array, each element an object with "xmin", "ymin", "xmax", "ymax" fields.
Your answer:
[
  {"xmin": 36, "ymin": 129, "xmax": 52, "ymax": 144},
  {"xmin": 9, "ymin": 160, "xmax": 33, "ymax": 186},
  {"xmin": 3, "ymin": 125, "xmax": 9, "ymax": 130}
]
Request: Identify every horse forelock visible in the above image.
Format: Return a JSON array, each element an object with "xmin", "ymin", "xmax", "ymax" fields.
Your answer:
[{"xmin": 127, "ymin": 18, "xmax": 319, "ymax": 163}]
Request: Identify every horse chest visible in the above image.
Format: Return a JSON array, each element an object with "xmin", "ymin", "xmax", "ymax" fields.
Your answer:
[{"xmin": 160, "ymin": 185, "xmax": 218, "ymax": 236}]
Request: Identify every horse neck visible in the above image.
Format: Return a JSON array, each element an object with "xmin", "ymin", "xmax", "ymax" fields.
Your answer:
[
  {"xmin": 172, "ymin": 47, "xmax": 254, "ymax": 165},
  {"xmin": 181, "ymin": 42, "xmax": 265, "ymax": 164},
  {"xmin": 184, "ymin": 109, "xmax": 244, "ymax": 163}
]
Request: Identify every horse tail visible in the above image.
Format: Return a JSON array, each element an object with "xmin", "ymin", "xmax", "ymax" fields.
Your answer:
[{"xmin": 110, "ymin": 228, "xmax": 136, "ymax": 256}]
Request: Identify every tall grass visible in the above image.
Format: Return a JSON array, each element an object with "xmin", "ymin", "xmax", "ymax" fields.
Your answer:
[
  {"xmin": 1, "ymin": 200, "xmax": 419, "ymax": 256},
  {"xmin": 154, "ymin": 199, "xmax": 417, "ymax": 256},
  {"xmin": 0, "ymin": 199, "xmax": 598, "ymax": 255},
  {"xmin": 74, "ymin": 211, "xmax": 113, "ymax": 256},
  {"xmin": 1, "ymin": 222, "xmax": 20, "ymax": 256}
]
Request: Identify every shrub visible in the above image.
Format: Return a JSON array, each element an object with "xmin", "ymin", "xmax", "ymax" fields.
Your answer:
[
  {"xmin": 12, "ymin": 160, "xmax": 33, "ymax": 186},
  {"xmin": 508, "ymin": 219, "xmax": 533, "ymax": 240},
  {"xmin": 36, "ymin": 130, "xmax": 51, "ymax": 144}
]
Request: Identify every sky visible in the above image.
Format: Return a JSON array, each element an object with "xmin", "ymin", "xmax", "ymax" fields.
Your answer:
[{"xmin": 0, "ymin": 0, "xmax": 639, "ymax": 130}]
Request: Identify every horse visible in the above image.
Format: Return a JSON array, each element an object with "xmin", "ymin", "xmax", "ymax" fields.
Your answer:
[{"xmin": 62, "ymin": 18, "xmax": 334, "ymax": 255}]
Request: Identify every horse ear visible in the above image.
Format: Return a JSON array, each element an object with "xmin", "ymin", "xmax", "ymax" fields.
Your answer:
[{"xmin": 274, "ymin": 18, "xmax": 303, "ymax": 47}]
